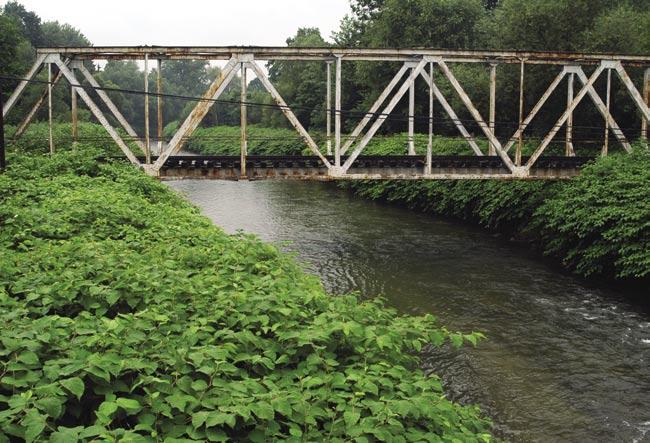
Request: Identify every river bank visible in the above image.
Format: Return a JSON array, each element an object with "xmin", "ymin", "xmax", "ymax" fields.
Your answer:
[
  {"xmin": 169, "ymin": 178, "xmax": 650, "ymax": 442},
  {"xmin": 0, "ymin": 148, "xmax": 491, "ymax": 441}
]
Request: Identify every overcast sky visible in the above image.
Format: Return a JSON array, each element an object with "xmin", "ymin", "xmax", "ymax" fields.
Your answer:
[{"xmin": 4, "ymin": 0, "xmax": 351, "ymax": 46}]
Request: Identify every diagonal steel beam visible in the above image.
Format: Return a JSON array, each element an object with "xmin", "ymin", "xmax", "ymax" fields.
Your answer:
[
  {"xmin": 504, "ymin": 68, "xmax": 567, "ymax": 153},
  {"xmin": 247, "ymin": 60, "xmax": 332, "ymax": 168},
  {"xmin": 14, "ymin": 60, "xmax": 68, "ymax": 139},
  {"xmin": 342, "ymin": 59, "xmax": 427, "ymax": 173},
  {"xmin": 340, "ymin": 64, "xmax": 409, "ymax": 154},
  {"xmin": 153, "ymin": 57, "xmax": 239, "ymax": 171},
  {"xmin": 526, "ymin": 64, "xmax": 605, "ymax": 169},
  {"xmin": 613, "ymin": 62, "xmax": 650, "ymax": 124},
  {"xmin": 76, "ymin": 63, "xmax": 146, "ymax": 153},
  {"xmin": 53, "ymin": 55, "xmax": 140, "ymax": 165},
  {"xmin": 574, "ymin": 66, "xmax": 630, "ymax": 153},
  {"xmin": 418, "ymin": 71, "xmax": 483, "ymax": 155},
  {"xmin": 437, "ymin": 60, "xmax": 515, "ymax": 171},
  {"xmin": 3, "ymin": 54, "xmax": 47, "ymax": 117}
]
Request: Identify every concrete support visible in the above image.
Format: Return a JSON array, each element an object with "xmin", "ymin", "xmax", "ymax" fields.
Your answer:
[
  {"xmin": 408, "ymin": 70, "xmax": 415, "ymax": 155},
  {"xmin": 426, "ymin": 62, "xmax": 433, "ymax": 175},
  {"xmin": 144, "ymin": 54, "xmax": 150, "ymax": 164},
  {"xmin": 565, "ymin": 73, "xmax": 575, "ymax": 156},
  {"xmin": 157, "ymin": 59, "xmax": 163, "ymax": 154},
  {"xmin": 240, "ymin": 63, "xmax": 247, "ymax": 177},
  {"xmin": 326, "ymin": 61, "xmax": 332, "ymax": 155},
  {"xmin": 335, "ymin": 56, "xmax": 342, "ymax": 168},
  {"xmin": 516, "ymin": 59, "xmax": 525, "ymax": 166},
  {"xmin": 489, "ymin": 63, "xmax": 497, "ymax": 156},
  {"xmin": 71, "ymin": 66, "xmax": 78, "ymax": 144},
  {"xmin": 47, "ymin": 63, "xmax": 54, "ymax": 154},
  {"xmin": 603, "ymin": 68, "xmax": 612, "ymax": 156}
]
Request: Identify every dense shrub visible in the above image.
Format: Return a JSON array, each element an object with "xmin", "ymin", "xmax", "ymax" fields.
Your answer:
[
  {"xmin": 347, "ymin": 148, "xmax": 650, "ymax": 281},
  {"xmin": 0, "ymin": 149, "xmax": 491, "ymax": 442},
  {"xmin": 533, "ymin": 150, "xmax": 650, "ymax": 278}
]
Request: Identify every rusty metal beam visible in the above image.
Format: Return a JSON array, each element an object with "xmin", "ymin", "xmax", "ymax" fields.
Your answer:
[
  {"xmin": 643, "ymin": 68, "xmax": 650, "ymax": 140},
  {"xmin": 334, "ymin": 56, "xmax": 342, "ymax": 169},
  {"xmin": 614, "ymin": 63, "xmax": 650, "ymax": 125},
  {"xmin": 326, "ymin": 61, "xmax": 332, "ymax": 155},
  {"xmin": 52, "ymin": 55, "xmax": 140, "ymax": 165},
  {"xmin": 526, "ymin": 64, "xmax": 605, "ymax": 170},
  {"xmin": 505, "ymin": 68, "xmax": 567, "ymax": 154},
  {"xmin": 76, "ymin": 63, "xmax": 146, "ymax": 153},
  {"xmin": 565, "ymin": 72, "xmax": 575, "ymax": 156},
  {"xmin": 489, "ymin": 63, "xmax": 497, "ymax": 156},
  {"xmin": 35, "ymin": 47, "xmax": 650, "ymax": 66},
  {"xmin": 342, "ymin": 59, "xmax": 427, "ymax": 173},
  {"xmin": 247, "ymin": 59, "xmax": 331, "ymax": 168},
  {"xmin": 13, "ymin": 62, "xmax": 66, "ymax": 140},
  {"xmin": 573, "ymin": 66, "xmax": 630, "ymax": 153},
  {"xmin": 152, "ymin": 57, "xmax": 239, "ymax": 172},
  {"xmin": 47, "ymin": 62, "xmax": 54, "ymax": 154},
  {"xmin": 3, "ymin": 54, "xmax": 46, "ymax": 117},
  {"xmin": 436, "ymin": 60, "xmax": 518, "ymax": 172},
  {"xmin": 418, "ymin": 71, "xmax": 483, "ymax": 156},
  {"xmin": 341, "ymin": 63, "xmax": 409, "ymax": 154},
  {"xmin": 240, "ymin": 63, "xmax": 247, "ymax": 177}
]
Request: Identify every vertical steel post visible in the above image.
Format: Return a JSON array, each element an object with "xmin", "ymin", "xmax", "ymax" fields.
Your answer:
[
  {"xmin": 426, "ymin": 62, "xmax": 433, "ymax": 175},
  {"xmin": 603, "ymin": 68, "xmax": 612, "ymax": 156},
  {"xmin": 326, "ymin": 61, "xmax": 332, "ymax": 155},
  {"xmin": 516, "ymin": 59, "xmax": 525, "ymax": 166},
  {"xmin": 566, "ymin": 72, "xmax": 575, "ymax": 156},
  {"xmin": 489, "ymin": 63, "xmax": 497, "ymax": 156},
  {"xmin": 0, "ymin": 88, "xmax": 5, "ymax": 170},
  {"xmin": 71, "ymin": 67, "xmax": 78, "ymax": 144},
  {"xmin": 48, "ymin": 62, "xmax": 54, "ymax": 155},
  {"xmin": 144, "ymin": 54, "xmax": 150, "ymax": 163},
  {"xmin": 642, "ymin": 68, "xmax": 649, "ymax": 140},
  {"xmin": 157, "ymin": 59, "xmax": 163, "ymax": 155},
  {"xmin": 240, "ymin": 63, "xmax": 247, "ymax": 177},
  {"xmin": 408, "ymin": 68, "xmax": 415, "ymax": 155},
  {"xmin": 335, "ymin": 55, "xmax": 342, "ymax": 168}
]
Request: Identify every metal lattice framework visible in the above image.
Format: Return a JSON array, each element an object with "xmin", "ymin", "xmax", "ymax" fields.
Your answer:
[{"xmin": 3, "ymin": 46, "xmax": 650, "ymax": 179}]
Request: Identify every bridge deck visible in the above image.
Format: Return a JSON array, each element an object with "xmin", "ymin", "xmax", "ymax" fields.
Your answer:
[{"xmin": 155, "ymin": 155, "xmax": 593, "ymax": 180}]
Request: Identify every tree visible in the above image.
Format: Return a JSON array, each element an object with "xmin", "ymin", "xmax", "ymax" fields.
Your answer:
[{"xmin": 265, "ymin": 28, "xmax": 330, "ymax": 130}]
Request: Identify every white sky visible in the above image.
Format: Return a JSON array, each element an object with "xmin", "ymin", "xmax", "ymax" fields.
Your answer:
[{"xmin": 3, "ymin": 0, "xmax": 351, "ymax": 46}]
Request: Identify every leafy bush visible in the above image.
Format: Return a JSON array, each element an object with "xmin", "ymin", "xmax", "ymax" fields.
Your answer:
[
  {"xmin": 0, "ymin": 149, "xmax": 491, "ymax": 442},
  {"xmin": 533, "ymin": 149, "xmax": 650, "ymax": 278}
]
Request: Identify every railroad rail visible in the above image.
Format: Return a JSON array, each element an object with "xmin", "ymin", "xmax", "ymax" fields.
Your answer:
[
  {"xmin": 154, "ymin": 155, "xmax": 592, "ymax": 180},
  {"xmin": 3, "ymin": 46, "xmax": 649, "ymax": 180}
]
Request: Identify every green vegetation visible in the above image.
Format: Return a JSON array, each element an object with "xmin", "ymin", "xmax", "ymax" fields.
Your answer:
[
  {"xmin": 0, "ymin": 147, "xmax": 491, "ymax": 442},
  {"xmin": 345, "ymin": 146, "xmax": 650, "ymax": 281}
]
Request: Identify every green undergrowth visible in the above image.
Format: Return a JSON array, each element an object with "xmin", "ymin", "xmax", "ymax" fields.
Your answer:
[
  {"xmin": 346, "ymin": 148, "xmax": 650, "ymax": 281},
  {"xmin": 0, "ymin": 148, "xmax": 491, "ymax": 442}
]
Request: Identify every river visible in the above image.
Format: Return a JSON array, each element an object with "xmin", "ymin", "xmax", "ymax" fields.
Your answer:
[{"xmin": 167, "ymin": 179, "xmax": 650, "ymax": 443}]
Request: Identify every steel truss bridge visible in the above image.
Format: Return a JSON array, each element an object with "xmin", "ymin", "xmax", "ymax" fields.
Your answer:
[{"xmin": 3, "ymin": 46, "xmax": 650, "ymax": 180}]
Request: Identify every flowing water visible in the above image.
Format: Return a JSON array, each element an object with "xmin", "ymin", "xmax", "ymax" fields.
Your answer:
[{"xmin": 167, "ymin": 179, "xmax": 650, "ymax": 443}]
